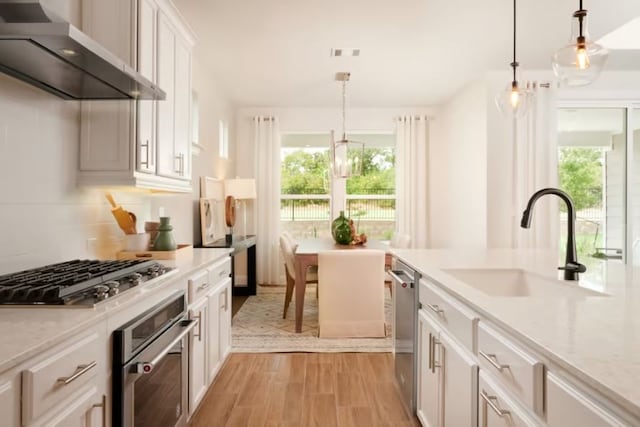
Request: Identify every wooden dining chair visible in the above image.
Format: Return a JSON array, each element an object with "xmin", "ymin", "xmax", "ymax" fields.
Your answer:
[
  {"xmin": 318, "ymin": 249, "xmax": 386, "ymax": 338},
  {"xmin": 279, "ymin": 233, "xmax": 317, "ymax": 319}
]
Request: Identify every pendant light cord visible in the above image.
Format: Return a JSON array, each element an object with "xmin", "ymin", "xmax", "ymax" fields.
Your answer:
[
  {"xmin": 579, "ymin": 0, "xmax": 584, "ymax": 38},
  {"xmin": 511, "ymin": 0, "xmax": 518, "ymax": 83},
  {"xmin": 341, "ymin": 79, "xmax": 347, "ymax": 140}
]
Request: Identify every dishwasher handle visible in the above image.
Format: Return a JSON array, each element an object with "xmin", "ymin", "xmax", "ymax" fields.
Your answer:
[{"xmin": 388, "ymin": 270, "xmax": 414, "ymax": 289}]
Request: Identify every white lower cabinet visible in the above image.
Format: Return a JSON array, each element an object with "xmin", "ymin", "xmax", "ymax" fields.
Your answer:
[
  {"xmin": 546, "ymin": 373, "xmax": 627, "ymax": 427},
  {"xmin": 217, "ymin": 279, "xmax": 232, "ymax": 361},
  {"xmin": 479, "ymin": 371, "xmax": 540, "ymax": 427},
  {"xmin": 417, "ymin": 309, "xmax": 478, "ymax": 427},
  {"xmin": 189, "ymin": 296, "xmax": 208, "ymax": 413},
  {"xmin": 36, "ymin": 387, "xmax": 105, "ymax": 427},
  {"xmin": 187, "ymin": 258, "xmax": 233, "ymax": 418},
  {"xmin": 0, "ymin": 373, "xmax": 19, "ymax": 427}
]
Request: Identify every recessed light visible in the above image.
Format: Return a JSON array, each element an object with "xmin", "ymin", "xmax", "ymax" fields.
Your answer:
[
  {"xmin": 331, "ymin": 48, "xmax": 360, "ymax": 57},
  {"xmin": 59, "ymin": 48, "xmax": 78, "ymax": 57},
  {"xmin": 129, "ymin": 90, "xmax": 141, "ymax": 97}
]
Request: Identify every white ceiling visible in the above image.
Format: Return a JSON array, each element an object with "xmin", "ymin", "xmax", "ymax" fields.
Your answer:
[{"xmin": 173, "ymin": 0, "xmax": 640, "ymax": 108}]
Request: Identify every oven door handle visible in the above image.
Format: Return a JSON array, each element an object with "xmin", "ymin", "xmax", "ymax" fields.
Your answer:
[{"xmin": 132, "ymin": 319, "xmax": 197, "ymax": 374}]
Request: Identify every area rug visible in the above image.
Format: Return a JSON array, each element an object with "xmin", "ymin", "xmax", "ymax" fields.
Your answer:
[{"xmin": 232, "ymin": 286, "xmax": 392, "ymax": 352}]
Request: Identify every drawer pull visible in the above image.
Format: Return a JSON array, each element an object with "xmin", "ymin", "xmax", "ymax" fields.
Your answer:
[
  {"xmin": 481, "ymin": 391, "xmax": 510, "ymax": 417},
  {"xmin": 219, "ymin": 269, "xmax": 229, "ymax": 277},
  {"xmin": 426, "ymin": 304, "xmax": 444, "ymax": 315},
  {"xmin": 428, "ymin": 333, "xmax": 441, "ymax": 373},
  {"xmin": 198, "ymin": 282, "xmax": 210, "ymax": 291},
  {"xmin": 56, "ymin": 361, "xmax": 97, "ymax": 385},
  {"xmin": 479, "ymin": 351, "xmax": 509, "ymax": 371}
]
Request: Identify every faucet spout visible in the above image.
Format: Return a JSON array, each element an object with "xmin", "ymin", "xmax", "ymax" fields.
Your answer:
[{"xmin": 520, "ymin": 188, "xmax": 586, "ymax": 280}]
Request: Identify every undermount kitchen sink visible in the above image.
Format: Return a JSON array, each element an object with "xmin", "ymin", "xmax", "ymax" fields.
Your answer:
[{"xmin": 442, "ymin": 268, "xmax": 607, "ymax": 298}]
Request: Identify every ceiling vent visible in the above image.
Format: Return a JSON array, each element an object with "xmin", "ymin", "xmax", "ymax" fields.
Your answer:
[{"xmin": 330, "ymin": 48, "xmax": 360, "ymax": 57}]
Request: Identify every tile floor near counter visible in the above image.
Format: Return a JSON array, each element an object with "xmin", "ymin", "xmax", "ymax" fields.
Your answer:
[{"xmin": 189, "ymin": 353, "xmax": 420, "ymax": 427}]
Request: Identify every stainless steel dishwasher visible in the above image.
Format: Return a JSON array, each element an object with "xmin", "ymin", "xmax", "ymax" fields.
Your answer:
[{"xmin": 389, "ymin": 258, "xmax": 420, "ymax": 414}]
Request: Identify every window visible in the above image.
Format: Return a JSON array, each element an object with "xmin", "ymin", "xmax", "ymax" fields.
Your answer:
[
  {"xmin": 557, "ymin": 108, "xmax": 626, "ymax": 267},
  {"xmin": 280, "ymin": 133, "xmax": 396, "ymax": 241},
  {"xmin": 219, "ymin": 120, "xmax": 229, "ymax": 159}
]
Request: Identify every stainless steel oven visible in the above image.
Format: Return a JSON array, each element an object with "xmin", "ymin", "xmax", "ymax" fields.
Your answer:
[
  {"xmin": 389, "ymin": 258, "xmax": 420, "ymax": 415},
  {"xmin": 113, "ymin": 292, "xmax": 196, "ymax": 427}
]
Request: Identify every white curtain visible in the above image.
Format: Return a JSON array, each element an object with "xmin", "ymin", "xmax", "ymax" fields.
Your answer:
[
  {"xmin": 395, "ymin": 116, "xmax": 429, "ymax": 248},
  {"xmin": 254, "ymin": 116, "xmax": 281, "ymax": 285},
  {"xmin": 512, "ymin": 82, "xmax": 559, "ymax": 250}
]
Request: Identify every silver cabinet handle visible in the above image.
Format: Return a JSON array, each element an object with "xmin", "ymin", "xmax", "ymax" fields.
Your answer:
[
  {"xmin": 134, "ymin": 319, "xmax": 197, "ymax": 374},
  {"xmin": 91, "ymin": 394, "xmax": 107, "ymax": 426},
  {"xmin": 223, "ymin": 287, "xmax": 228, "ymax": 311},
  {"xmin": 428, "ymin": 333, "xmax": 441, "ymax": 373},
  {"xmin": 174, "ymin": 153, "xmax": 184, "ymax": 175},
  {"xmin": 140, "ymin": 140, "xmax": 150, "ymax": 167},
  {"xmin": 198, "ymin": 282, "xmax": 210, "ymax": 291},
  {"xmin": 479, "ymin": 351, "xmax": 509, "ymax": 371},
  {"xmin": 426, "ymin": 304, "xmax": 444, "ymax": 315},
  {"xmin": 193, "ymin": 311, "xmax": 203, "ymax": 342},
  {"xmin": 481, "ymin": 391, "xmax": 510, "ymax": 417},
  {"xmin": 56, "ymin": 361, "xmax": 97, "ymax": 385},
  {"xmin": 219, "ymin": 269, "xmax": 229, "ymax": 277}
]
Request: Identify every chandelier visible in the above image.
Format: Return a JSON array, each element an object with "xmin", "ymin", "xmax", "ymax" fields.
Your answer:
[{"xmin": 331, "ymin": 72, "xmax": 364, "ymax": 178}]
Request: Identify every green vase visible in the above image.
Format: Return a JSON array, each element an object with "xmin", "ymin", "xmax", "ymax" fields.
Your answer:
[
  {"xmin": 154, "ymin": 217, "xmax": 177, "ymax": 251},
  {"xmin": 332, "ymin": 211, "xmax": 351, "ymax": 245}
]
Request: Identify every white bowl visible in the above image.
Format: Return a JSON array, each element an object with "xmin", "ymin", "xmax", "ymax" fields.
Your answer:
[{"xmin": 124, "ymin": 233, "xmax": 151, "ymax": 251}]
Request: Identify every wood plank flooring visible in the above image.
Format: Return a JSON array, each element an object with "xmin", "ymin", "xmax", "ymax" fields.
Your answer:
[{"xmin": 189, "ymin": 353, "xmax": 421, "ymax": 427}]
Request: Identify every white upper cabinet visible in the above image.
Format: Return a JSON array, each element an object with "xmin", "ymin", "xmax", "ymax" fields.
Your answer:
[{"xmin": 79, "ymin": 0, "xmax": 194, "ymax": 192}]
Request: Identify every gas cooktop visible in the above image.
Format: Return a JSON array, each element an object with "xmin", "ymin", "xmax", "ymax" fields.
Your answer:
[{"xmin": 0, "ymin": 259, "xmax": 174, "ymax": 306}]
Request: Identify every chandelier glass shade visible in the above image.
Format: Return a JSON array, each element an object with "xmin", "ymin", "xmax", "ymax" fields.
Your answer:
[
  {"xmin": 331, "ymin": 73, "xmax": 364, "ymax": 178},
  {"xmin": 551, "ymin": 2, "xmax": 608, "ymax": 87},
  {"xmin": 495, "ymin": 0, "xmax": 533, "ymax": 118}
]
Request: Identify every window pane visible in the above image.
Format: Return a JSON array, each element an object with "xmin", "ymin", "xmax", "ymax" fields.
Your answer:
[
  {"xmin": 280, "ymin": 134, "xmax": 331, "ymax": 239},
  {"xmin": 346, "ymin": 134, "xmax": 396, "ymax": 240},
  {"xmin": 557, "ymin": 108, "xmax": 626, "ymax": 268}
]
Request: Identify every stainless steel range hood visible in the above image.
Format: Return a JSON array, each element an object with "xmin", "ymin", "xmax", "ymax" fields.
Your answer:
[{"xmin": 0, "ymin": 1, "xmax": 165, "ymax": 100}]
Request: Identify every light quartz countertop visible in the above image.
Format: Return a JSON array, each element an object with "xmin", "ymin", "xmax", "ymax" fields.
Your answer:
[
  {"xmin": 391, "ymin": 248, "xmax": 640, "ymax": 420},
  {"xmin": 0, "ymin": 248, "xmax": 231, "ymax": 374}
]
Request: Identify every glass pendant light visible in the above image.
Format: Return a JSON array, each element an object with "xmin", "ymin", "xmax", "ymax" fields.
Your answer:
[
  {"xmin": 331, "ymin": 72, "xmax": 364, "ymax": 178},
  {"xmin": 552, "ymin": 0, "xmax": 608, "ymax": 87},
  {"xmin": 495, "ymin": 0, "xmax": 533, "ymax": 118}
]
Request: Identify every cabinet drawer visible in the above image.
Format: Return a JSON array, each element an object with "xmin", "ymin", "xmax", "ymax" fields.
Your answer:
[
  {"xmin": 477, "ymin": 322, "xmax": 544, "ymax": 416},
  {"xmin": 419, "ymin": 278, "xmax": 478, "ymax": 352},
  {"xmin": 22, "ymin": 332, "xmax": 101, "ymax": 424},
  {"xmin": 546, "ymin": 373, "xmax": 628, "ymax": 427},
  {"xmin": 208, "ymin": 257, "xmax": 232, "ymax": 286},
  {"xmin": 188, "ymin": 269, "xmax": 210, "ymax": 303},
  {"xmin": 479, "ymin": 371, "xmax": 540, "ymax": 427}
]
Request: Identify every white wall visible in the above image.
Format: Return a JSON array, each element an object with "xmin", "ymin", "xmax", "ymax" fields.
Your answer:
[
  {"xmin": 430, "ymin": 81, "xmax": 488, "ymax": 248},
  {"xmin": 0, "ymin": 73, "xmax": 154, "ymax": 273}
]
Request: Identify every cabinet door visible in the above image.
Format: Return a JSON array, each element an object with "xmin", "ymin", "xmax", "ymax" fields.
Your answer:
[
  {"xmin": 417, "ymin": 310, "xmax": 441, "ymax": 427},
  {"xmin": 546, "ymin": 373, "xmax": 626, "ymax": 427},
  {"xmin": 173, "ymin": 35, "xmax": 191, "ymax": 180},
  {"xmin": 136, "ymin": 0, "xmax": 157, "ymax": 174},
  {"xmin": 38, "ymin": 387, "xmax": 105, "ymax": 427},
  {"xmin": 156, "ymin": 10, "xmax": 177, "ymax": 178},
  {"xmin": 479, "ymin": 371, "xmax": 538, "ymax": 427},
  {"xmin": 189, "ymin": 298, "xmax": 208, "ymax": 414},
  {"xmin": 0, "ymin": 376, "xmax": 19, "ymax": 427},
  {"xmin": 207, "ymin": 287, "xmax": 221, "ymax": 382},
  {"xmin": 439, "ymin": 329, "xmax": 478, "ymax": 427},
  {"xmin": 218, "ymin": 280, "xmax": 232, "ymax": 362}
]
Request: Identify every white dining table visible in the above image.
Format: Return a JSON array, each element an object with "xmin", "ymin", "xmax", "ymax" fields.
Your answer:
[{"xmin": 293, "ymin": 238, "xmax": 392, "ymax": 333}]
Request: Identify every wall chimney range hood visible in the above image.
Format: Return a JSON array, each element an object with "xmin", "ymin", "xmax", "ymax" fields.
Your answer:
[{"xmin": 0, "ymin": 1, "xmax": 165, "ymax": 100}]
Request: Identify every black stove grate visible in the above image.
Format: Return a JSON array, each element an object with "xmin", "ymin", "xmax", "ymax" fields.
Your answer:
[{"xmin": 0, "ymin": 259, "xmax": 163, "ymax": 304}]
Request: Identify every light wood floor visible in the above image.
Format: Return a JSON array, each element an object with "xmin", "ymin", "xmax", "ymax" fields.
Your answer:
[{"xmin": 189, "ymin": 352, "xmax": 421, "ymax": 427}]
